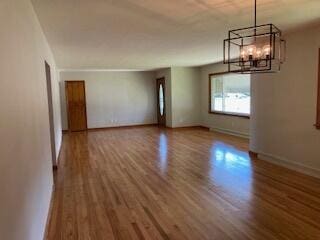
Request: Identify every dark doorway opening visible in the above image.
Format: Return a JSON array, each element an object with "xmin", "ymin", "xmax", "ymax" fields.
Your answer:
[{"xmin": 45, "ymin": 61, "xmax": 57, "ymax": 168}]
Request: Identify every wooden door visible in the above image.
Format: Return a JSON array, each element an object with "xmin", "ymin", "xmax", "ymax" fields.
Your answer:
[
  {"xmin": 66, "ymin": 81, "xmax": 87, "ymax": 131},
  {"xmin": 156, "ymin": 78, "xmax": 166, "ymax": 126}
]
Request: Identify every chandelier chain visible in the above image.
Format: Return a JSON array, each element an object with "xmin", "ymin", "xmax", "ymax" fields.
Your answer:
[{"xmin": 254, "ymin": 0, "xmax": 257, "ymax": 27}]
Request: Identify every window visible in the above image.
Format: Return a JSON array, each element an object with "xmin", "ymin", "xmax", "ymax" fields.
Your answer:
[
  {"xmin": 209, "ymin": 72, "xmax": 250, "ymax": 117},
  {"xmin": 159, "ymin": 84, "xmax": 164, "ymax": 116}
]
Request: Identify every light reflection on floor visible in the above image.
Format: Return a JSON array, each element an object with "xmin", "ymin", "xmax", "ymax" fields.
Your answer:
[
  {"xmin": 155, "ymin": 132, "xmax": 253, "ymax": 201},
  {"xmin": 209, "ymin": 141, "xmax": 253, "ymax": 201},
  {"xmin": 212, "ymin": 142, "xmax": 252, "ymax": 168},
  {"xmin": 158, "ymin": 132, "xmax": 168, "ymax": 173}
]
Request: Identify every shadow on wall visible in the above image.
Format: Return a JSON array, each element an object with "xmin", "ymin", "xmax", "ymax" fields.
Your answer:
[{"xmin": 59, "ymin": 81, "xmax": 68, "ymax": 130}]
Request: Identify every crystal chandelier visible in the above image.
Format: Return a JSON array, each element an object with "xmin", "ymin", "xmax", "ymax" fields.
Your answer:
[{"xmin": 223, "ymin": 0, "xmax": 286, "ymax": 73}]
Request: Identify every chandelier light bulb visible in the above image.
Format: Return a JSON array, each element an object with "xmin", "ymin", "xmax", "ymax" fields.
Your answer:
[
  {"xmin": 263, "ymin": 45, "xmax": 271, "ymax": 58},
  {"xmin": 240, "ymin": 49, "xmax": 246, "ymax": 60},
  {"xmin": 255, "ymin": 48, "xmax": 262, "ymax": 58},
  {"xmin": 247, "ymin": 45, "xmax": 256, "ymax": 54},
  {"xmin": 246, "ymin": 45, "xmax": 256, "ymax": 60}
]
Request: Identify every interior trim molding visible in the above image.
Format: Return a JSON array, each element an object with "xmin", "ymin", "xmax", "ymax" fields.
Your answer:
[
  {"xmin": 258, "ymin": 152, "xmax": 320, "ymax": 179},
  {"xmin": 248, "ymin": 150, "xmax": 258, "ymax": 158},
  {"xmin": 43, "ymin": 185, "xmax": 55, "ymax": 240},
  {"xmin": 65, "ymin": 124, "xmax": 210, "ymax": 132},
  {"xmin": 167, "ymin": 125, "xmax": 210, "ymax": 130},
  {"xmin": 209, "ymin": 127, "xmax": 250, "ymax": 139},
  {"xmin": 54, "ymin": 137, "xmax": 63, "ymax": 167},
  {"xmin": 315, "ymin": 48, "xmax": 320, "ymax": 129},
  {"xmin": 63, "ymin": 123, "xmax": 159, "ymax": 132},
  {"xmin": 87, "ymin": 123, "xmax": 158, "ymax": 131},
  {"xmin": 59, "ymin": 68, "xmax": 158, "ymax": 72},
  {"xmin": 209, "ymin": 110, "xmax": 250, "ymax": 119}
]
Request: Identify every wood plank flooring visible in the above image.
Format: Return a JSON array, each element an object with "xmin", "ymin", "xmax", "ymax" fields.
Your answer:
[{"xmin": 47, "ymin": 126, "xmax": 320, "ymax": 240}]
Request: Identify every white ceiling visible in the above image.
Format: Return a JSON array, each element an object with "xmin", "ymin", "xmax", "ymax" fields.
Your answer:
[{"xmin": 31, "ymin": 0, "xmax": 320, "ymax": 70}]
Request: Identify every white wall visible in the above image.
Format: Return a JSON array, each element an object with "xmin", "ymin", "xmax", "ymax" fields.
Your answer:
[
  {"xmin": 52, "ymin": 73, "xmax": 62, "ymax": 165},
  {"xmin": 171, "ymin": 67, "xmax": 201, "ymax": 127},
  {"xmin": 200, "ymin": 63, "xmax": 250, "ymax": 137},
  {"xmin": 60, "ymin": 71, "xmax": 157, "ymax": 129},
  {"xmin": 250, "ymin": 25, "xmax": 320, "ymax": 177},
  {"xmin": 0, "ymin": 0, "xmax": 62, "ymax": 239}
]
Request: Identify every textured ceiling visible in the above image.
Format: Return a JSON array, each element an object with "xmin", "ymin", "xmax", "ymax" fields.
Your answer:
[{"xmin": 31, "ymin": 0, "xmax": 320, "ymax": 70}]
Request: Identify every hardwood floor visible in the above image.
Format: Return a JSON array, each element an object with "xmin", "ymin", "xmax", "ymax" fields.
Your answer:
[{"xmin": 47, "ymin": 126, "xmax": 320, "ymax": 240}]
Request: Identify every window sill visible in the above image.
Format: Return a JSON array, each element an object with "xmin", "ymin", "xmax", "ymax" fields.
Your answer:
[{"xmin": 209, "ymin": 111, "xmax": 250, "ymax": 119}]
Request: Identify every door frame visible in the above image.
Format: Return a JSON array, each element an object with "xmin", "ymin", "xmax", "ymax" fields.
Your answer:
[
  {"xmin": 156, "ymin": 77, "xmax": 166, "ymax": 126},
  {"xmin": 45, "ymin": 61, "xmax": 57, "ymax": 167},
  {"xmin": 65, "ymin": 80, "xmax": 88, "ymax": 132},
  {"xmin": 316, "ymin": 48, "xmax": 320, "ymax": 129}
]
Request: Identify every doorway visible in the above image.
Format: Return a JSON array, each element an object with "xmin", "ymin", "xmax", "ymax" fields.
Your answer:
[
  {"xmin": 156, "ymin": 77, "xmax": 166, "ymax": 126},
  {"xmin": 45, "ymin": 61, "xmax": 57, "ymax": 167},
  {"xmin": 65, "ymin": 81, "xmax": 88, "ymax": 132}
]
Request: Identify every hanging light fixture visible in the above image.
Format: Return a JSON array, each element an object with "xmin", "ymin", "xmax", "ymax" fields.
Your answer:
[{"xmin": 223, "ymin": 0, "xmax": 286, "ymax": 73}]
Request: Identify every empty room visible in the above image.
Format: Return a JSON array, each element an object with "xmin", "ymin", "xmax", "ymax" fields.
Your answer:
[{"xmin": 1, "ymin": 0, "xmax": 320, "ymax": 239}]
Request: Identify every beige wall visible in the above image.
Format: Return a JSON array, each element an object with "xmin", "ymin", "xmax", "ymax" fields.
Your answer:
[
  {"xmin": 250, "ymin": 25, "xmax": 320, "ymax": 177},
  {"xmin": 156, "ymin": 65, "xmax": 249, "ymax": 132},
  {"xmin": 171, "ymin": 67, "xmax": 201, "ymax": 127},
  {"xmin": 200, "ymin": 63, "xmax": 250, "ymax": 137},
  {"xmin": 60, "ymin": 71, "xmax": 157, "ymax": 129},
  {"xmin": 156, "ymin": 67, "xmax": 201, "ymax": 128},
  {"xmin": 60, "ymin": 66, "xmax": 248, "ymax": 133},
  {"xmin": 0, "ymin": 0, "xmax": 62, "ymax": 239}
]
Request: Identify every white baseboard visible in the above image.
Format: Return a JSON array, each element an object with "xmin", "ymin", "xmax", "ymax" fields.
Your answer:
[
  {"xmin": 63, "ymin": 122, "xmax": 158, "ymax": 131},
  {"xmin": 209, "ymin": 127, "xmax": 250, "ymax": 139},
  {"xmin": 258, "ymin": 152, "xmax": 320, "ymax": 179}
]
